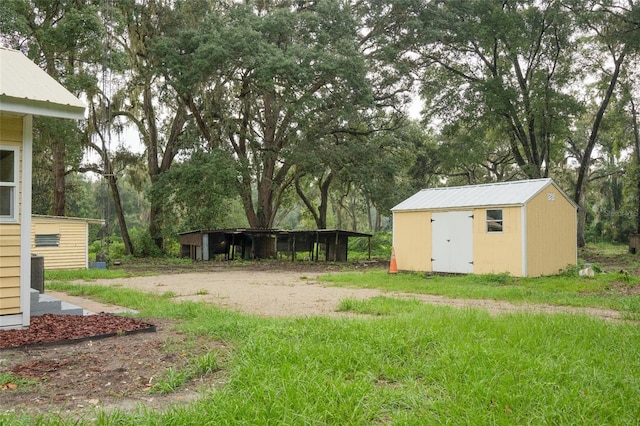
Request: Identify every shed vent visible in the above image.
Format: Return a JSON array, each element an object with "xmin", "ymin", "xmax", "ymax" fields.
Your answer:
[{"xmin": 35, "ymin": 233, "xmax": 60, "ymax": 247}]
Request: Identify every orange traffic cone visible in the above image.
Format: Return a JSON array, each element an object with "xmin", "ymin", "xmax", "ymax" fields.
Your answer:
[{"xmin": 389, "ymin": 246, "xmax": 398, "ymax": 274}]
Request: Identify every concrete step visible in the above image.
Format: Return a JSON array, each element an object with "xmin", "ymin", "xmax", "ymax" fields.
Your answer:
[{"xmin": 30, "ymin": 289, "xmax": 86, "ymax": 316}]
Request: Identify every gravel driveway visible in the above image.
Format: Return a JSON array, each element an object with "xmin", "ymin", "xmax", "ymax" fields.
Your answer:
[{"xmin": 76, "ymin": 270, "xmax": 625, "ymax": 321}]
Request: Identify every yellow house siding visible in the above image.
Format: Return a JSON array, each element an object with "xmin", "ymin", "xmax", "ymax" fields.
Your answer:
[
  {"xmin": 393, "ymin": 211, "xmax": 431, "ymax": 272},
  {"xmin": 31, "ymin": 218, "xmax": 88, "ymax": 270},
  {"xmin": 0, "ymin": 117, "xmax": 23, "ymax": 317},
  {"xmin": 473, "ymin": 206, "xmax": 524, "ymax": 276},
  {"xmin": 0, "ymin": 116, "xmax": 23, "ymax": 142},
  {"xmin": 526, "ymin": 188, "xmax": 577, "ymax": 277},
  {"xmin": 1, "ymin": 117, "xmax": 23, "ymax": 221},
  {"xmin": 0, "ymin": 224, "xmax": 21, "ymax": 315},
  {"xmin": 0, "ymin": 297, "xmax": 21, "ymax": 314}
]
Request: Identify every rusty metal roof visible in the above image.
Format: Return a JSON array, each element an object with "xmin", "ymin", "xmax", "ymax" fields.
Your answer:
[
  {"xmin": 0, "ymin": 47, "xmax": 85, "ymax": 119},
  {"xmin": 392, "ymin": 179, "xmax": 576, "ymax": 211}
]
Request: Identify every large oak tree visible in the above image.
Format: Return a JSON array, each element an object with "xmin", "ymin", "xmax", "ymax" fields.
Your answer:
[{"xmin": 154, "ymin": 0, "xmax": 374, "ymax": 229}]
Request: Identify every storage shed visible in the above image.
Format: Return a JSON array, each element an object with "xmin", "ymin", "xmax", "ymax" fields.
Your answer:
[
  {"xmin": 31, "ymin": 215, "xmax": 104, "ymax": 270},
  {"xmin": 0, "ymin": 47, "xmax": 85, "ymax": 329},
  {"xmin": 391, "ymin": 179, "xmax": 577, "ymax": 277}
]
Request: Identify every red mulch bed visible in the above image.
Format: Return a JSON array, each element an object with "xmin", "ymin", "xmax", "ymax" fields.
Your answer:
[{"xmin": 0, "ymin": 314, "xmax": 155, "ymax": 349}]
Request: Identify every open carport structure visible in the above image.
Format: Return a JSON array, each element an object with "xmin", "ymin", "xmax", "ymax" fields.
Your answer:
[{"xmin": 179, "ymin": 229, "xmax": 372, "ymax": 262}]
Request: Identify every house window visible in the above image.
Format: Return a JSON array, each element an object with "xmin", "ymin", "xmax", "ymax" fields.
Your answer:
[
  {"xmin": 0, "ymin": 147, "xmax": 19, "ymax": 222},
  {"xmin": 35, "ymin": 234, "xmax": 60, "ymax": 247},
  {"xmin": 486, "ymin": 209, "xmax": 503, "ymax": 232}
]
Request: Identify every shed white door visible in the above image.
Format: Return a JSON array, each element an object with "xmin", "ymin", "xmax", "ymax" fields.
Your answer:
[{"xmin": 431, "ymin": 211, "xmax": 473, "ymax": 273}]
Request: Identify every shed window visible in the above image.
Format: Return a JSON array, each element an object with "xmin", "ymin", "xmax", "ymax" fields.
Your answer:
[
  {"xmin": 486, "ymin": 209, "xmax": 503, "ymax": 233},
  {"xmin": 0, "ymin": 147, "xmax": 18, "ymax": 222},
  {"xmin": 35, "ymin": 234, "xmax": 60, "ymax": 247}
]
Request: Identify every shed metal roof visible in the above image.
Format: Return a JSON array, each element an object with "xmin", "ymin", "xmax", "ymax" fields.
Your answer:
[
  {"xmin": 32, "ymin": 214, "xmax": 104, "ymax": 225},
  {"xmin": 392, "ymin": 179, "xmax": 575, "ymax": 211},
  {"xmin": 0, "ymin": 47, "xmax": 85, "ymax": 119}
]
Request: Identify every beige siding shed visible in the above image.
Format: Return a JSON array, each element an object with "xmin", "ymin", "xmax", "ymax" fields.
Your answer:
[
  {"xmin": 31, "ymin": 215, "xmax": 103, "ymax": 270},
  {"xmin": 391, "ymin": 179, "xmax": 577, "ymax": 278}
]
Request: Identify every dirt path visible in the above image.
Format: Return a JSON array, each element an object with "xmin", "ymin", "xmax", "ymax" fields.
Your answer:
[{"xmin": 78, "ymin": 270, "xmax": 625, "ymax": 321}]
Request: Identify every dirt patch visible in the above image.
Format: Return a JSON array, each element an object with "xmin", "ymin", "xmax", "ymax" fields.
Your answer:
[
  {"xmin": 579, "ymin": 246, "xmax": 640, "ymax": 276},
  {"xmin": 600, "ymin": 280, "xmax": 640, "ymax": 296},
  {"xmin": 0, "ymin": 318, "xmax": 227, "ymax": 419}
]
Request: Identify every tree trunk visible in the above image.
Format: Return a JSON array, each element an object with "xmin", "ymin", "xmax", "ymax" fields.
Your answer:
[
  {"xmin": 149, "ymin": 202, "xmax": 163, "ymax": 250},
  {"xmin": 295, "ymin": 172, "xmax": 333, "ymax": 229},
  {"xmin": 107, "ymin": 174, "xmax": 135, "ymax": 256},
  {"xmin": 334, "ymin": 196, "xmax": 344, "ymax": 230},
  {"xmin": 143, "ymin": 79, "xmax": 163, "ymax": 249},
  {"xmin": 86, "ymin": 105, "xmax": 135, "ymax": 256},
  {"xmin": 576, "ymin": 188, "xmax": 587, "ymax": 248},
  {"xmin": 574, "ymin": 51, "xmax": 625, "ymax": 246},
  {"xmin": 349, "ymin": 197, "xmax": 358, "ymax": 231},
  {"xmin": 52, "ymin": 141, "xmax": 66, "ymax": 216},
  {"xmin": 256, "ymin": 184, "xmax": 274, "ymax": 228},
  {"xmin": 318, "ymin": 174, "xmax": 332, "ymax": 229},
  {"xmin": 631, "ymin": 98, "xmax": 640, "ymax": 234},
  {"xmin": 295, "ymin": 177, "xmax": 321, "ymax": 229},
  {"xmin": 239, "ymin": 175, "xmax": 259, "ymax": 228}
]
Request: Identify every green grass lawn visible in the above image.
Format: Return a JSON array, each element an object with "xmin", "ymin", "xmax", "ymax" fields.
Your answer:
[
  {"xmin": 4, "ymin": 272, "xmax": 640, "ymax": 425},
  {"xmin": 45, "ymin": 268, "xmax": 131, "ymax": 281},
  {"xmin": 319, "ymin": 268, "xmax": 640, "ymax": 320},
  {"xmin": 9, "ymin": 246, "xmax": 640, "ymax": 425}
]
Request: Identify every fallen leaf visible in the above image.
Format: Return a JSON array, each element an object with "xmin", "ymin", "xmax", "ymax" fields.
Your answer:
[{"xmin": 1, "ymin": 382, "xmax": 18, "ymax": 391}]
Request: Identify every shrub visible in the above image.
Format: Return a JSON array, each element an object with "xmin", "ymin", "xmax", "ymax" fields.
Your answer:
[
  {"xmin": 163, "ymin": 237, "xmax": 181, "ymax": 257},
  {"xmin": 348, "ymin": 231, "xmax": 392, "ymax": 260},
  {"xmin": 129, "ymin": 228, "xmax": 163, "ymax": 258},
  {"xmin": 108, "ymin": 239, "xmax": 127, "ymax": 260}
]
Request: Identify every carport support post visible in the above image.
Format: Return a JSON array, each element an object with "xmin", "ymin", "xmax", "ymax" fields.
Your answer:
[
  {"xmin": 292, "ymin": 236, "xmax": 296, "ymax": 262},
  {"xmin": 231, "ymin": 234, "xmax": 236, "ymax": 260},
  {"xmin": 203, "ymin": 234, "xmax": 209, "ymax": 261}
]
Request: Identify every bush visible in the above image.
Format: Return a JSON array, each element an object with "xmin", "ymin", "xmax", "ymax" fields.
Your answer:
[
  {"xmin": 348, "ymin": 231, "xmax": 392, "ymax": 259},
  {"xmin": 130, "ymin": 228, "xmax": 163, "ymax": 258},
  {"xmin": 108, "ymin": 239, "xmax": 127, "ymax": 260},
  {"xmin": 88, "ymin": 239, "xmax": 127, "ymax": 263},
  {"xmin": 163, "ymin": 237, "xmax": 181, "ymax": 257},
  {"xmin": 88, "ymin": 240, "xmax": 101, "ymax": 261}
]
